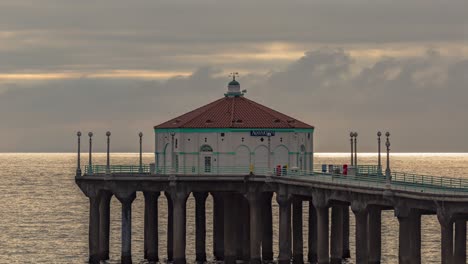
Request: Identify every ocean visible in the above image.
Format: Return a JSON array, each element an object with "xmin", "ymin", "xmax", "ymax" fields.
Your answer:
[{"xmin": 1, "ymin": 153, "xmax": 467, "ymax": 263}]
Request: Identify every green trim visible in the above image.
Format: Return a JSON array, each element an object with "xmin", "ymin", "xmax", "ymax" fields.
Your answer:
[
  {"xmin": 155, "ymin": 128, "xmax": 314, "ymax": 134},
  {"xmin": 289, "ymin": 152, "xmax": 300, "ymax": 155},
  {"xmin": 213, "ymin": 151, "xmax": 235, "ymax": 155},
  {"xmin": 179, "ymin": 152, "xmax": 199, "ymax": 155}
]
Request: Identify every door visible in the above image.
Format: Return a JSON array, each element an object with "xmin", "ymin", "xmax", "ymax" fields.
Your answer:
[{"xmin": 204, "ymin": 156, "xmax": 212, "ymax": 173}]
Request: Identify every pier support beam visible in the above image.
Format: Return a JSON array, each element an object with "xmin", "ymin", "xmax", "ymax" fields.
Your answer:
[
  {"xmin": 330, "ymin": 205, "xmax": 343, "ymax": 264},
  {"xmin": 212, "ymin": 192, "xmax": 224, "ymax": 261},
  {"xmin": 437, "ymin": 209, "xmax": 454, "ymax": 264},
  {"xmin": 411, "ymin": 212, "xmax": 421, "ymax": 264},
  {"xmin": 224, "ymin": 193, "xmax": 237, "ymax": 264},
  {"xmin": 292, "ymin": 197, "xmax": 304, "ymax": 264},
  {"xmin": 165, "ymin": 192, "xmax": 174, "ymax": 262},
  {"xmin": 144, "ymin": 192, "xmax": 160, "ymax": 262},
  {"xmin": 88, "ymin": 192, "xmax": 101, "ymax": 264},
  {"xmin": 235, "ymin": 195, "xmax": 244, "ymax": 261},
  {"xmin": 262, "ymin": 192, "xmax": 274, "ymax": 262},
  {"xmin": 246, "ymin": 191, "xmax": 262, "ymax": 264},
  {"xmin": 116, "ymin": 192, "xmax": 136, "ymax": 264},
  {"xmin": 352, "ymin": 203, "xmax": 368, "ymax": 264},
  {"xmin": 454, "ymin": 220, "xmax": 467, "ymax": 264},
  {"xmin": 99, "ymin": 192, "xmax": 112, "ymax": 261},
  {"xmin": 342, "ymin": 206, "xmax": 351, "ymax": 259},
  {"xmin": 397, "ymin": 213, "xmax": 412, "ymax": 264},
  {"xmin": 277, "ymin": 193, "xmax": 292, "ymax": 264},
  {"xmin": 315, "ymin": 204, "xmax": 329, "ymax": 264},
  {"xmin": 172, "ymin": 189, "xmax": 189, "ymax": 264},
  {"xmin": 308, "ymin": 200, "xmax": 318, "ymax": 264},
  {"xmin": 194, "ymin": 192, "xmax": 208, "ymax": 263},
  {"xmin": 368, "ymin": 207, "xmax": 381, "ymax": 264},
  {"xmin": 241, "ymin": 197, "xmax": 251, "ymax": 262},
  {"xmin": 397, "ymin": 209, "xmax": 421, "ymax": 264}
]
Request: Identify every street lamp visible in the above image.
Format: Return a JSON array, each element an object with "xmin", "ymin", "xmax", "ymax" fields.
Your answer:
[
  {"xmin": 267, "ymin": 132, "xmax": 272, "ymax": 172},
  {"xmin": 106, "ymin": 131, "xmax": 111, "ymax": 174},
  {"xmin": 88, "ymin": 132, "xmax": 93, "ymax": 174},
  {"xmin": 377, "ymin": 131, "xmax": 382, "ymax": 175},
  {"xmin": 139, "ymin": 132, "xmax": 143, "ymax": 173},
  {"xmin": 350, "ymin": 132, "xmax": 354, "ymax": 166},
  {"xmin": 385, "ymin": 132, "xmax": 391, "ymax": 185},
  {"xmin": 170, "ymin": 132, "xmax": 176, "ymax": 173},
  {"xmin": 76, "ymin": 131, "xmax": 82, "ymax": 176},
  {"xmin": 353, "ymin": 132, "xmax": 358, "ymax": 166}
]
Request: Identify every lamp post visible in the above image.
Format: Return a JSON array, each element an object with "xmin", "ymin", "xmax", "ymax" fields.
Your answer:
[
  {"xmin": 350, "ymin": 132, "xmax": 354, "ymax": 166},
  {"xmin": 267, "ymin": 132, "xmax": 272, "ymax": 172},
  {"xmin": 139, "ymin": 132, "xmax": 143, "ymax": 173},
  {"xmin": 76, "ymin": 131, "xmax": 82, "ymax": 176},
  {"xmin": 88, "ymin": 132, "xmax": 93, "ymax": 174},
  {"xmin": 353, "ymin": 132, "xmax": 358, "ymax": 166},
  {"xmin": 106, "ymin": 131, "xmax": 111, "ymax": 174},
  {"xmin": 377, "ymin": 131, "xmax": 382, "ymax": 175},
  {"xmin": 385, "ymin": 132, "xmax": 391, "ymax": 185},
  {"xmin": 170, "ymin": 132, "xmax": 175, "ymax": 173}
]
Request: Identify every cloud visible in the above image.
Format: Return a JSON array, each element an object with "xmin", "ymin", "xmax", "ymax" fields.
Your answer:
[
  {"xmin": 0, "ymin": 48, "xmax": 467, "ymax": 152},
  {"xmin": 0, "ymin": 0, "xmax": 466, "ymax": 76}
]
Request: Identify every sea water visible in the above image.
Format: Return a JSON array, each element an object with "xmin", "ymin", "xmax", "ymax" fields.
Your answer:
[{"xmin": 0, "ymin": 153, "xmax": 467, "ymax": 263}]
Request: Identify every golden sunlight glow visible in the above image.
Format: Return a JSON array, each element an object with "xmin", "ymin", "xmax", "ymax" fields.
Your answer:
[{"xmin": 0, "ymin": 70, "xmax": 192, "ymax": 81}]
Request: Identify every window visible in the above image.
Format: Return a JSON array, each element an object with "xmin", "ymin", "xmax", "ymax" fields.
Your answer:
[
  {"xmin": 200, "ymin": 144, "xmax": 213, "ymax": 152},
  {"xmin": 241, "ymin": 137, "xmax": 245, "ymax": 142},
  {"xmin": 221, "ymin": 133, "xmax": 225, "ymax": 137},
  {"xmin": 204, "ymin": 137, "xmax": 207, "ymax": 143},
  {"xmin": 175, "ymin": 139, "xmax": 178, "ymax": 149}
]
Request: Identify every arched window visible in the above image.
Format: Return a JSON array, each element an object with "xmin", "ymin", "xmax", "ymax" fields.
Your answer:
[
  {"xmin": 300, "ymin": 145, "xmax": 306, "ymax": 152},
  {"xmin": 200, "ymin": 144, "xmax": 213, "ymax": 152}
]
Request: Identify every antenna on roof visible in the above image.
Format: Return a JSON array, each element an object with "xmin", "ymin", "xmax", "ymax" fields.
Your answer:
[{"xmin": 229, "ymin": 72, "xmax": 239, "ymax": 81}]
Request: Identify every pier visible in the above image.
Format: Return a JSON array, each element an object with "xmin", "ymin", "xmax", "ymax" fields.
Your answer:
[{"xmin": 76, "ymin": 162, "xmax": 468, "ymax": 264}]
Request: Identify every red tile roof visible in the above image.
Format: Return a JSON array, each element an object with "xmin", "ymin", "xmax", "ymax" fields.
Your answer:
[{"xmin": 154, "ymin": 96, "xmax": 314, "ymax": 129}]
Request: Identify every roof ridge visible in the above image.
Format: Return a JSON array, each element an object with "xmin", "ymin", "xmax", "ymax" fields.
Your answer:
[{"xmin": 230, "ymin": 97, "xmax": 235, "ymax": 126}]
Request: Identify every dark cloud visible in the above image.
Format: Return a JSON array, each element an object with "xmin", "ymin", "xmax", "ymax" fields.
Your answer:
[
  {"xmin": 0, "ymin": 0, "xmax": 466, "ymax": 73},
  {"xmin": 0, "ymin": 49, "xmax": 467, "ymax": 152}
]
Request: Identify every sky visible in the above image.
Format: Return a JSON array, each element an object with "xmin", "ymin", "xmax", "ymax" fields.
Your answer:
[{"xmin": 0, "ymin": 0, "xmax": 467, "ymax": 152}]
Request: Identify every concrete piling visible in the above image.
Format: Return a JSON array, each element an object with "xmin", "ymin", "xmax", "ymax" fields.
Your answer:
[
  {"xmin": 194, "ymin": 192, "xmax": 208, "ymax": 263},
  {"xmin": 164, "ymin": 191, "xmax": 174, "ymax": 262},
  {"xmin": 330, "ymin": 205, "xmax": 343, "ymax": 264},
  {"xmin": 116, "ymin": 192, "xmax": 136, "ymax": 264},
  {"xmin": 212, "ymin": 192, "xmax": 224, "ymax": 261},
  {"xmin": 292, "ymin": 197, "xmax": 304, "ymax": 264},
  {"xmin": 88, "ymin": 194, "xmax": 101, "ymax": 264},
  {"xmin": 262, "ymin": 192, "xmax": 274, "ymax": 262},
  {"xmin": 277, "ymin": 193, "xmax": 292, "ymax": 264},
  {"xmin": 308, "ymin": 200, "xmax": 318, "ymax": 264},
  {"xmin": 99, "ymin": 192, "xmax": 112, "ymax": 261},
  {"xmin": 316, "ymin": 205, "xmax": 329, "ymax": 264},
  {"xmin": 368, "ymin": 207, "xmax": 381, "ymax": 264},
  {"xmin": 172, "ymin": 190, "xmax": 189, "ymax": 264},
  {"xmin": 352, "ymin": 203, "xmax": 368, "ymax": 264},
  {"xmin": 144, "ymin": 192, "xmax": 160, "ymax": 262},
  {"xmin": 454, "ymin": 220, "xmax": 467, "ymax": 264}
]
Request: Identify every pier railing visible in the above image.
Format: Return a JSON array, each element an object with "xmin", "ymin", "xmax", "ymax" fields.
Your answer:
[
  {"xmin": 82, "ymin": 164, "xmax": 468, "ymax": 194},
  {"xmin": 85, "ymin": 165, "xmax": 152, "ymax": 174}
]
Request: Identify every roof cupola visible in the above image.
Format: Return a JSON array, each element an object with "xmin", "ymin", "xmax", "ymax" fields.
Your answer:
[{"xmin": 225, "ymin": 72, "xmax": 243, "ymax": 97}]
